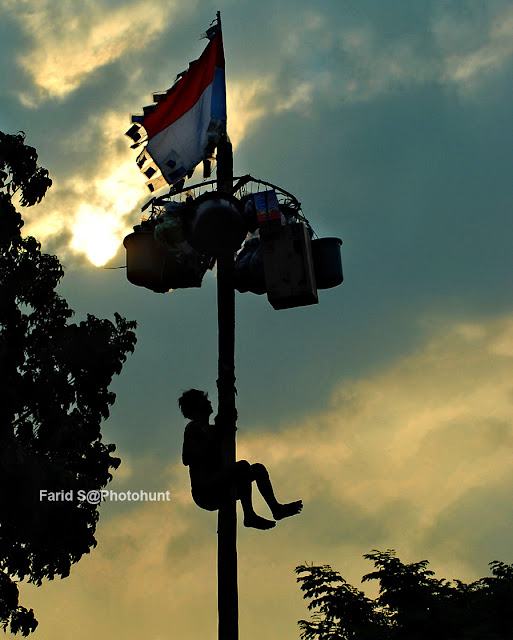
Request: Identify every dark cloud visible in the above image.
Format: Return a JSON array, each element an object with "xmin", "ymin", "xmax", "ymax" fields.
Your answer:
[
  {"xmin": 230, "ymin": 48, "xmax": 513, "ymax": 418},
  {"xmin": 39, "ymin": 227, "xmax": 74, "ymax": 259}
]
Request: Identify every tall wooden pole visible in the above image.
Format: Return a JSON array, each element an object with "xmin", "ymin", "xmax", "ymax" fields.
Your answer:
[{"xmin": 216, "ymin": 117, "xmax": 238, "ymax": 640}]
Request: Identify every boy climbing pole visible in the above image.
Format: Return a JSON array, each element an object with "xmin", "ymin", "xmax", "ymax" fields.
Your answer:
[{"xmin": 179, "ymin": 389, "xmax": 303, "ymax": 530}]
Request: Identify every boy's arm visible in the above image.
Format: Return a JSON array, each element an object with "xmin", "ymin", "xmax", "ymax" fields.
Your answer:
[
  {"xmin": 182, "ymin": 422, "xmax": 220, "ymax": 466},
  {"xmin": 182, "ymin": 424, "xmax": 206, "ymax": 466},
  {"xmin": 214, "ymin": 407, "xmax": 238, "ymax": 432}
]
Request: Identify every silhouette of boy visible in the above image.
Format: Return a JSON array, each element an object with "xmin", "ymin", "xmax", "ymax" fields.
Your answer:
[{"xmin": 179, "ymin": 389, "xmax": 302, "ymax": 530}]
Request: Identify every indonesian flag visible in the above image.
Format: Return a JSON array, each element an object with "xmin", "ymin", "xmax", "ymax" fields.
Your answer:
[{"xmin": 126, "ymin": 23, "xmax": 226, "ymax": 192}]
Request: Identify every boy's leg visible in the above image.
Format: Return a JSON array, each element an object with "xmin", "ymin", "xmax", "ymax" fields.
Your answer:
[
  {"xmin": 250, "ymin": 463, "xmax": 303, "ymax": 520},
  {"xmin": 231, "ymin": 461, "xmax": 275, "ymax": 530},
  {"xmin": 250, "ymin": 463, "xmax": 280, "ymax": 511}
]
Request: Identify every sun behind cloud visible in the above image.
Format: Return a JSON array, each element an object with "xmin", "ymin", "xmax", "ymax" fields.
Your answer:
[
  {"xmin": 69, "ymin": 157, "xmax": 143, "ymax": 266},
  {"xmin": 70, "ymin": 204, "xmax": 124, "ymax": 267}
]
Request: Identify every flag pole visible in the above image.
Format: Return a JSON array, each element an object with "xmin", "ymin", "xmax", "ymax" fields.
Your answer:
[{"xmin": 215, "ymin": 10, "xmax": 238, "ymax": 640}]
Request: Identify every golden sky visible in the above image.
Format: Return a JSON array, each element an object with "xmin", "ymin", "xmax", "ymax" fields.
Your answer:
[
  {"xmin": 3, "ymin": 0, "xmax": 513, "ymax": 638},
  {"xmin": 21, "ymin": 313, "xmax": 513, "ymax": 639}
]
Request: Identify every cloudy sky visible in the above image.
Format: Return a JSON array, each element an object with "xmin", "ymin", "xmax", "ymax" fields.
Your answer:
[{"xmin": 2, "ymin": 0, "xmax": 513, "ymax": 637}]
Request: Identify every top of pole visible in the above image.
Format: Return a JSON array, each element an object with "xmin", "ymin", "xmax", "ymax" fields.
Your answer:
[
  {"xmin": 215, "ymin": 8, "xmax": 232, "ymax": 194},
  {"xmin": 217, "ymin": 9, "xmax": 225, "ymax": 139}
]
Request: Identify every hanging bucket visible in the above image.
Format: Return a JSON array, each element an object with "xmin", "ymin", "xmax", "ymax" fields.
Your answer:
[
  {"xmin": 184, "ymin": 192, "xmax": 246, "ymax": 256},
  {"xmin": 311, "ymin": 237, "xmax": 343, "ymax": 289},
  {"xmin": 262, "ymin": 222, "xmax": 318, "ymax": 310},
  {"xmin": 123, "ymin": 226, "xmax": 205, "ymax": 293},
  {"xmin": 234, "ymin": 237, "xmax": 266, "ymax": 295},
  {"xmin": 124, "ymin": 227, "xmax": 169, "ymax": 292}
]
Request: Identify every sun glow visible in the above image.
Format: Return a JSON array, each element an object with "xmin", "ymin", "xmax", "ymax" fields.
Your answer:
[
  {"xmin": 70, "ymin": 204, "xmax": 126, "ymax": 267},
  {"xmin": 69, "ymin": 157, "xmax": 144, "ymax": 266}
]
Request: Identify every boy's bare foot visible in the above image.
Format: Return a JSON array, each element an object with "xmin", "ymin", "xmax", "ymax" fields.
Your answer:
[
  {"xmin": 244, "ymin": 514, "xmax": 276, "ymax": 530},
  {"xmin": 272, "ymin": 500, "xmax": 303, "ymax": 521}
]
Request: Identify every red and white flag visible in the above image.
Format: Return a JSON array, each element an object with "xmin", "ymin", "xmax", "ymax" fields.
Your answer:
[{"xmin": 126, "ymin": 21, "xmax": 226, "ymax": 192}]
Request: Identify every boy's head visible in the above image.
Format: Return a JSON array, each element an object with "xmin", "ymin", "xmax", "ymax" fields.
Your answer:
[{"xmin": 178, "ymin": 389, "xmax": 213, "ymax": 420}]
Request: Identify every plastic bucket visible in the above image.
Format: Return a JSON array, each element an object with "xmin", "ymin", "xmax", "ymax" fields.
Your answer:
[{"xmin": 311, "ymin": 237, "xmax": 343, "ymax": 289}]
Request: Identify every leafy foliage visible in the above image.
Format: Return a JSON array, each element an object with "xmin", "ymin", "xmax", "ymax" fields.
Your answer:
[
  {"xmin": 295, "ymin": 563, "xmax": 390, "ymax": 640},
  {"xmin": 0, "ymin": 131, "xmax": 137, "ymax": 635},
  {"xmin": 296, "ymin": 550, "xmax": 513, "ymax": 640}
]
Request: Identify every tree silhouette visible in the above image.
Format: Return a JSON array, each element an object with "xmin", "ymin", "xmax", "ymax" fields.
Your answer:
[
  {"xmin": 296, "ymin": 550, "xmax": 513, "ymax": 640},
  {"xmin": 0, "ymin": 131, "xmax": 137, "ymax": 635}
]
